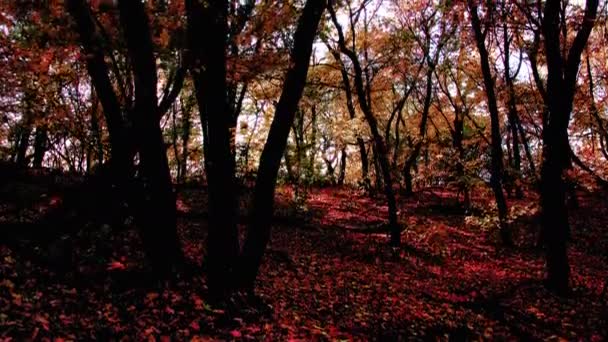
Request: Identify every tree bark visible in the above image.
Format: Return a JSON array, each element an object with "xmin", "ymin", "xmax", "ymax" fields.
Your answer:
[
  {"xmin": 238, "ymin": 0, "xmax": 325, "ymax": 291},
  {"xmin": 540, "ymin": 0, "xmax": 598, "ymax": 294},
  {"xmin": 516, "ymin": 115, "xmax": 537, "ymax": 182},
  {"xmin": 32, "ymin": 126, "xmax": 47, "ymax": 168},
  {"xmin": 118, "ymin": 0, "xmax": 182, "ymax": 277},
  {"xmin": 337, "ymin": 147, "xmax": 347, "ymax": 186},
  {"xmin": 186, "ymin": 0, "xmax": 240, "ymax": 297},
  {"xmin": 67, "ymin": 0, "xmax": 131, "ymax": 177},
  {"xmin": 468, "ymin": 0, "xmax": 512, "ymax": 246},
  {"xmin": 15, "ymin": 125, "xmax": 31, "ymax": 168},
  {"xmin": 180, "ymin": 96, "xmax": 192, "ymax": 182}
]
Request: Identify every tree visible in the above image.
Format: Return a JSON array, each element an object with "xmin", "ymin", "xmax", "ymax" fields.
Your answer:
[
  {"xmin": 186, "ymin": 0, "xmax": 240, "ymax": 297},
  {"xmin": 401, "ymin": 2, "xmax": 456, "ymax": 195},
  {"xmin": 498, "ymin": 1, "xmax": 524, "ymax": 199},
  {"xmin": 467, "ymin": 0, "xmax": 512, "ymax": 246},
  {"xmin": 68, "ymin": 0, "xmax": 183, "ymax": 277},
  {"xmin": 328, "ymin": 1, "xmax": 401, "ymax": 246},
  {"xmin": 239, "ymin": 0, "xmax": 326, "ymax": 291},
  {"xmin": 540, "ymin": 0, "xmax": 599, "ymax": 294}
]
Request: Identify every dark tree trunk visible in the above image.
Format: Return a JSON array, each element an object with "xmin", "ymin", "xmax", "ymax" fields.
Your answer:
[
  {"xmin": 358, "ymin": 138, "xmax": 370, "ymax": 186},
  {"xmin": 186, "ymin": 0, "xmax": 240, "ymax": 297},
  {"xmin": 402, "ymin": 148, "xmax": 416, "ymax": 195},
  {"xmin": 324, "ymin": 157, "xmax": 336, "ymax": 184},
  {"xmin": 540, "ymin": 0, "xmax": 598, "ymax": 294},
  {"xmin": 454, "ymin": 111, "xmax": 470, "ymax": 209},
  {"xmin": 32, "ymin": 126, "xmax": 47, "ymax": 168},
  {"xmin": 337, "ymin": 147, "xmax": 347, "ymax": 186},
  {"xmin": 238, "ymin": 0, "xmax": 325, "ymax": 291},
  {"xmin": 516, "ymin": 115, "xmax": 537, "ymax": 182},
  {"xmin": 468, "ymin": 0, "xmax": 512, "ymax": 246},
  {"xmin": 118, "ymin": 0, "xmax": 181, "ymax": 277},
  {"xmin": 180, "ymin": 97, "xmax": 192, "ymax": 182},
  {"xmin": 16, "ymin": 125, "xmax": 31, "ymax": 168},
  {"xmin": 329, "ymin": 4, "xmax": 400, "ymax": 246}
]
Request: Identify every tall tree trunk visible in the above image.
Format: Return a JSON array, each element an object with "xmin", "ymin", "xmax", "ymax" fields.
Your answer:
[
  {"xmin": 540, "ymin": 0, "xmax": 598, "ymax": 294},
  {"xmin": 328, "ymin": 3, "xmax": 400, "ymax": 246},
  {"xmin": 238, "ymin": 0, "xmax": 325, "ymax": 291},
  {"xmin": 118, "ymin": 0, "xmax": 182, "ymax": 277},
  {"xmin": 468, "ymin": 0, "xmax": 512, "ymax": 246},
  {"xmin": 186, "ymin": 0, "xmax": 240, "ymax": 298}
]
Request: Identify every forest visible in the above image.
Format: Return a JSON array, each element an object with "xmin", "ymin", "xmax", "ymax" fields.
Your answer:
[{"xmin": 0, "ymin": 0, "xmax": 607, "ymax": 340}]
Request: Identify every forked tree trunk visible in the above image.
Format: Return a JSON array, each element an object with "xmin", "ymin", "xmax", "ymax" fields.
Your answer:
[
  {"xmin": 68, "ymin": 0, "xmax": 183, "ymax": 279},
  {"xmin": 67, "ymin": 0, "xmax": 132, "ymax": 177},
  {"xmin": 540, "ymin": 0, "xmax": 598, "ymax": 294},
  {"xmin": 118, "ymin": 0, "xmax": 181, "ymax": 277},
  {"xmin": 186, "ymin": 0, "xmax": 240, "ymax": 297},
  {"xmin": 328, "ymin": 3, "xmax": 400, "ymax": 246}
]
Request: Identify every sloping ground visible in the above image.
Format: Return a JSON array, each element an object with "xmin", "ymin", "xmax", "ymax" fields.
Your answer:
[{"xmin": 1, "ymin": 182, "xmax": 607, "ymax": 340}]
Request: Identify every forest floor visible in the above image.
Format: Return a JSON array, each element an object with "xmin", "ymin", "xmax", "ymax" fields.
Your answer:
[{"xmin": 1, "ymin": 177, "xmax": 608, "ymax": 340}]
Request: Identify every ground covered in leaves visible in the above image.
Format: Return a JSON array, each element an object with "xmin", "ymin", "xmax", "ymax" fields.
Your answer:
[{"xmin": 1, "ymin": 179, "xmax": 608, "ymax": 340}]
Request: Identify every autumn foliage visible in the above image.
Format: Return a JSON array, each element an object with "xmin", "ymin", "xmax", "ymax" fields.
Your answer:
[{"xmin": 1, "ymin": 0, "xmax": 607, "ymax": 340}]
